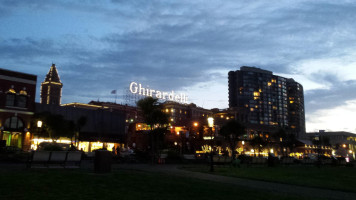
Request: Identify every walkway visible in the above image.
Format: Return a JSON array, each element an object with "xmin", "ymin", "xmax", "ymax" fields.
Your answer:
[{"xmin": 114, "ymin": 164, "xmax": 356, "ymax": 200}]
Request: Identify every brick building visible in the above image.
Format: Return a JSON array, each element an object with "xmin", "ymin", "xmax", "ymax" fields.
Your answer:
[{"xmin": 0, "ymin": 68, "xmax": 37, "ymax": 150}]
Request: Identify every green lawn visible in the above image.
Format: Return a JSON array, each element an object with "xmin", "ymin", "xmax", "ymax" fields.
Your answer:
[
  {"xmin": 182, "ymin": 164, "xmax": 356, "ymax": 193},
  {"xmin": 0, "ymin": 168, "xmax": 314, "ymax": 200}
]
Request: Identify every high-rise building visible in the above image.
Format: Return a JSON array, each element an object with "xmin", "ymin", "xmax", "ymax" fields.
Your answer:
[
  {"xmin": 287, "ymin": 78, "xmax": 306, "ymax": 138},
  {"xmin": 228, "ymin": 66, "xmax": 305, "ymax": 137},
  {"xmin": 40, "ymin": 64, "xmax": 63, "ymax": 105}
]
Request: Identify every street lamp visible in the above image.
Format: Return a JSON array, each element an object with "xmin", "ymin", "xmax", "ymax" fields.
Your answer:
[
  {"xmin": 242, "ymin": 140, "xmax": 245, "ymax": 155},
  {"xmin": 37, "ymin": 120, "xmax": 43, "ymax": 128},
  {"xmin": 35, "ymin": 120, "xmax": 43, "ymax": 150},
  {"xmin": 207, "ymin": 117, "xmax": 214, "ymax": 172}
]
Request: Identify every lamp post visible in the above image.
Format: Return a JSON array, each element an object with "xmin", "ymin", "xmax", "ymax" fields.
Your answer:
[
  {"xmin": 37, "ymin": 120, "xmax": 43, "ymax": 128},
  {"xmin": 208, "ymin": 117, "xmax": 214, "ymax": 172},
  {"xmin": 36, "ymin": 120, "xmax": 43, "ymax": 150},
  {"xmin": 242, "ymin": 140, "xmax": 245, "ymax": 155}
]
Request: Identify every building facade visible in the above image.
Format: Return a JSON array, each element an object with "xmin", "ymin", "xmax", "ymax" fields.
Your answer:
[
  {"xmin": 307, "ymin": 131, "xmax": 356, "ymax": 159},
  {"xmin": 40, "ymin": 64, "xmax": 63, "ymax": 105},
  {"xmin": 228, "ymin": 66, "xmax": 306, "ymax": 138},
  {"xmin": 35, "ymin": 102, "xmax": 126, "ymax": 152},
  {"xmin": 0, "ymin": 68, "xmax": 37, "ymax": 150}
]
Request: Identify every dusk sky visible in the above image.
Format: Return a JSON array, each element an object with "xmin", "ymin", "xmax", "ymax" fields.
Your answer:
[{"xmin": 1, "ymin": 0, "xmax": 356, "ymax": 133}]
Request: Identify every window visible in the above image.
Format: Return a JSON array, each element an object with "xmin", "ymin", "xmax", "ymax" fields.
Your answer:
[
  {"xmin": 17, "ymin": 95, "xmax": 27, "ymax": 108},
  {"xmin": 6, "ymin": 94, "xmax": 16, "ymax": 106},
  {"xmin": 4, "ymin": 117, "xmax": 24, "ymax": 130}
]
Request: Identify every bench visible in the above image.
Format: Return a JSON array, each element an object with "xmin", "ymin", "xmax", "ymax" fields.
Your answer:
[
  {"xmin": 28, "ymin": 151, "xmax": 82, "ymax": 168},
  {"xmin": 213, "ymin": 156, "xmax": 232, "ymax": 164},
  {"xmin": 183, "ymin": 154, "xmax": 196, "ymax": 160},
  {"xmin": 281, "ymin": 157, "xmax": 295, "ymax": 165},
  {"xmin": 252, "ymin": 157, "xmax": 267, "ymax": 165},
  {"xmin": 301, "ymin": 159, "xmax": 315, "ymax": 165}
]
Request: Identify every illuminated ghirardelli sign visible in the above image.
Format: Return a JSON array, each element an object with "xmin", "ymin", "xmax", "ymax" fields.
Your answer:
[{"xmin": 129, "ymin": 82, "xmax": 188, "ymax": 103}]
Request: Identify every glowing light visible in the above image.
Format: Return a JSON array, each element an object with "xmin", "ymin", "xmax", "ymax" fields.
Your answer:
[
  {"xmin": 8, "ymin": 88, "xmax": 16, "ymax": 93},
  {"xmin": 207, "ymin": 117, "xmax": 214, "ymax": 128},
  {"xmin": 129, "ymin": 82, "xmax": 188, "ymax": 103},
  {"xmin": 193, "ymin": 122, "xmax": 198, "ymax": 127},
  {"xmin": 37, "ymin": 121, "xmax": 43, "ymax": 128}
]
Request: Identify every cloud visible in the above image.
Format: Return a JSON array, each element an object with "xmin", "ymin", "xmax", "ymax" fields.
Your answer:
[
  {"xmin": 306, "ymin": 100, "xmax": 356, "ymax": 132},
  {"xmin": 1, "ymin": 0, "xmax": 356, "ymax": 131}
]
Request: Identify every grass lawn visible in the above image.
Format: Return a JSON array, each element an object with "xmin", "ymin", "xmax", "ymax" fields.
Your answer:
[
  {"xmin": 182, "ymin": 164, "xmax": 356, "ymax": 193},
  {"xmin": 0, "ymin": 168, "xmax": 315, "ymax": 200}
]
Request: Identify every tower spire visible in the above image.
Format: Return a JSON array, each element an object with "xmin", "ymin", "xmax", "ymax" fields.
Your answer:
[{"xmin": 40, "ymin": 64, "xmax": 63, "ymax": 105}]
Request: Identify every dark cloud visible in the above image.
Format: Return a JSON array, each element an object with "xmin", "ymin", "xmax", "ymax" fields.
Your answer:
[
  {"xmin": 305, "ymin": 79, "xmax": 356, "ymax": 113},
  {"xmin": 1, "ymin": 0, "xmax": 356, "ymax": 119}
]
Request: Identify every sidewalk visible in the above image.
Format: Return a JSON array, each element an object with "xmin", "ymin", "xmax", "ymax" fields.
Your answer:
[{"xmin": 114, "ymin": 164, "xmax": 356, "ymax": 200}]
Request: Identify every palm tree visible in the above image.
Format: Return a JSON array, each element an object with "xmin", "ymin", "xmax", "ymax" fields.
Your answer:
[
  {"xmin": 75, "ymin": 116, "xmax": 87, "ymax": 148},
  {"xmin": 137, "ymin": 97, "xmax": 168, "ymax": 163},
  {"xmin": 219, "ymin": 120, "xmax": 245, "ymax": 160},
  {"xmin": 249, "ymin": 135, "xmax": 266, "ymax": 157},
  {"xmin": 271, "ymin": 128, "xmax": 287, "ymax": 156}
]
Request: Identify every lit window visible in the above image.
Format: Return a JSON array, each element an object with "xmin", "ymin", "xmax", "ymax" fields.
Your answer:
[
  {"xmin": 290, "ymin": 101, "xmax": 294, "ymax": 104},
  {"xmin": 250, "ymin": 108, "xmax": 254, "ymax": 111},
  {"xmin": 267, "ymin": 82, "xmax": 272, "ymax": 86},
  {"xmin": 253, "ymin": 91, "xmax": 260, "ymax": 96}
]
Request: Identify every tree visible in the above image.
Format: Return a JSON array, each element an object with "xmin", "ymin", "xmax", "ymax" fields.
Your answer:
[
  {"xmin": 32, "ymin": 112, "xmax": 75, "ymax": 140},
  {"xmin": 272, "ymin": 128, "xmax": 298, "ymax": 157},
  {"xmin": 137, "ymin": 97, "xmax": 169, "ymax": 162},
  {"xmin": 137, "ymin": 97, "xmax": 168, "ymax": 128},
  {"xmin": 219, "ymin": 120, "xmax": 245, "ymax": 160},
  {"xmin": 75, "ymin": 116, "xmax": 87, "ymax": 147},
  {"xmin": 271, "ymin": 128, "xmax": 287, "ymax": 156},
  {"xmin": 249, "ymin": 135, "xmax": 266, "ymax": 157}
]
